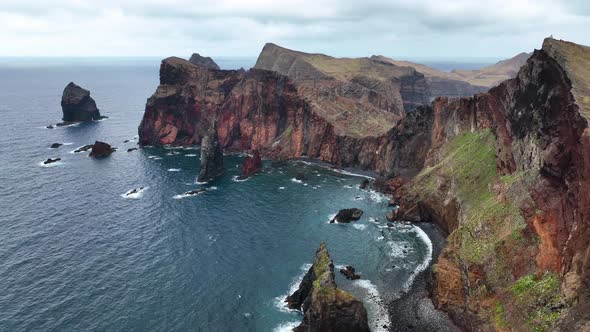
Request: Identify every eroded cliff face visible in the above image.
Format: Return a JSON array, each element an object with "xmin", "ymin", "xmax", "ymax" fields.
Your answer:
[
  {"xmin": 138, "ymin": 56, "xmax": 429, "ymax": 175},
  {"xmin": 392, "ymin": 38, "xmax": 590, "ymax": 331}
]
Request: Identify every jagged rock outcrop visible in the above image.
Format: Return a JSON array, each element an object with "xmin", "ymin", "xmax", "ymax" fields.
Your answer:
[
  {"xmin": 89, "ymin": 141, "xmax": 115, "ymax": 158},
  {"xmin": 197, "ymin": 124, "xmax": 224, "ymax": 183},
  {"xmin": 330, "ymin": 208, "xmax": 363, "ymax": 223},
  {"xmin": 237, "ymin": 150, "xmax": 262, "ymax": 180},
  {"xmin": 61, "ymin": 82, "xmax": 104, "ymax": 122},
  {"xmin": 382, "ymin": 38, "xmax": 590, "ymax": 331},
  {"xmin": 188, "ymin": 53, "xmax": 220, "ymax": 70},
  {"xmin": 285, "ymin": 243, "xmax": 370, "ymax": 332}
]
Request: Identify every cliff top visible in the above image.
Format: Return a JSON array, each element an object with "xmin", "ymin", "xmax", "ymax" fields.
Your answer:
[
  {"xmin": 542, "ymin": 38, "xmax": 590, "ymax": 120},
  {"xmin": 255, "ymin": 42, "xmax": 415, "ymax": 82}
]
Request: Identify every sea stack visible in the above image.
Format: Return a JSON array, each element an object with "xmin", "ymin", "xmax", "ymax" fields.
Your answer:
[
  {"xmin": 188, "ymin": 53, "xmax": 220, "ymax": 70},
  {"xmin": 61, "ymin": 82, "xmax": 104, "ymax": 122},
  {"xmin": 237, "ymin": 150, "xmax": 262, "ymax": 180},
  {"xmin": 286, "ymin": 243, "xmax": 370, "ymax": 332},
  {"xmin": 197, "ymin": 124, "xmax": 224, "ymax": 183}
]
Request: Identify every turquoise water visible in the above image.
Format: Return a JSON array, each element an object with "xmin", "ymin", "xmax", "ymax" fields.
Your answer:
[{"xmin": 0, "ymin": 58, "xmax": 432, "ymax": 331}]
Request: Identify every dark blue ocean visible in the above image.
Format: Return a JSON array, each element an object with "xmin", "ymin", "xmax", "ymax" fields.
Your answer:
[{"xmin": 0, "ymin": 56, "xmax": 475, "ymax": 331}]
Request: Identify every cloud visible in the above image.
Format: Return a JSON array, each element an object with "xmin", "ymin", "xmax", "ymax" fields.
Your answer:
[{"xmin": 0, "ymin": 0, "xmax": 589, "ymax": 58}]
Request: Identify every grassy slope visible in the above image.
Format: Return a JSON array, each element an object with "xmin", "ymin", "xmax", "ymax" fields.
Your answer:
[{"xmin": 410, "ymin": 130, "xmax": 562, "ymax": 331}]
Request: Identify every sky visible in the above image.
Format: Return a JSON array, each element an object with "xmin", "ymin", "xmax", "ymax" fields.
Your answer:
[{"xmin": 1, "ymin": 0, "xmax": 589, "ymax": 59}]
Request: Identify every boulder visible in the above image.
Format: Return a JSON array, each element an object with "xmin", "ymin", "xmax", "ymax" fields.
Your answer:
[
  {"xmin": 386, "ymin": 209, "xmax": 399, "ymax": 222},
  {"xmin": 50, "ymin": 143, "xmax": 63, "ymax": 149},
  {"xmin": 285, "ymin": 243, "xmax": 370, "ymax": 332},
  {"xmin": 359, "ymin": 178, "xmax": 370, "ymax": 190},
  {"xmin": 331, "ymin": 208, "xmax": 364, "ymax": 223},
  {"xmin": 237, "ymin": 150, "xmax": 262, "ymax": 180},
  {"xmin": 188, "ymin": 53, "xmax": 220, "ymax": 70},
  {"xmin": 89, "ymin": 141, "xmax": 115, "ymax": 158},
  {"xmin": 61, "ymin": 82, "xmax": 105, "ymax": 122},
  {"xmin": 197, "ymin": 124, "xmax": 224, "ymax": 182},
  {"xmin": 339, "ymin": 266, "xmax": 361, "ymax": 280},
  {"xmin": 46, "ymin": 125, "xmax": 54, "ymax": 129}
]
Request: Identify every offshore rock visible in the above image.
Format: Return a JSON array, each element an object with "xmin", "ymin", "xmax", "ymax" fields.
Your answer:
[
  {"xmin": 237, "ymin": 150, "xmax": 262, "ymax": 180},
  {"xmin": 331, "ymin": 208, "xmax": 363, "ymax": 223},
  {"xmin": 285, "ymin": 243, "xmax": 370, "ymax": 332},
  {"xmin": 197, "ymin": 124, "xmax": 224, "ymax": 183},
  {"xmin": 61, "ymin": 82, "xmax": 104, "ymax": 122},
  {"xmin": 89, "ymin": 141, "xmax": 114, "ymax": 158}
]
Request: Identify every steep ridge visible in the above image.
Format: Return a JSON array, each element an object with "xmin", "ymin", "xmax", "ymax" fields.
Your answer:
[
  {"xmin": 253, "ymin": 43, "xmax": 429, "ymax": 132},
  {"xmin": 383, "ymin": 38, "xmax": 590, "ymax": 331}
]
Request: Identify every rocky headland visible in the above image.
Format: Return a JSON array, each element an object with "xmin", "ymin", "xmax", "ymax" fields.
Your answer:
[
  {"xmin": 286, "ymin": 243, "xmax": 370, "ymax": 332},
  {"xmin": 138, "ymin": 37, "xmax": 590, "ymax": 331},
  {"xmin": 61, "ymin": 82, "xmax": 105, "ymax": 123}
]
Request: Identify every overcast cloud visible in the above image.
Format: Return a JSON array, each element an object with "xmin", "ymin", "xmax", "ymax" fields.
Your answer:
[{"xmin": 1, "ymin": 0, "xmax": 589, "ymax": 58}]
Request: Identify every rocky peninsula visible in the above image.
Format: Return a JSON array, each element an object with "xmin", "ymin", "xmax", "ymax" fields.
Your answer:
[{"xmin": 138, "ymin": 37, "xmax": 590, "ymax": 331}]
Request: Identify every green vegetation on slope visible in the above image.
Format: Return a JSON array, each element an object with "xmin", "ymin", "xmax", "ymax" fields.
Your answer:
[
  {"xmin": 412, "ymin": 130, "xmax": 525, "ymax": 264},
  {"xmin": 411, "ymin": 129, "xmax": 563, "ymax": 330}
]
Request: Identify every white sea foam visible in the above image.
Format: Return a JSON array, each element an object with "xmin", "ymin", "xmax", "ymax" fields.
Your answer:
[
  {"xmin": 352, "ymin": 279, "xmax": 391, "ymax": 332},
  {"xmin": 173, "ymin": 190, "xmax": 205, "ymax": 199},
  {"xmin": 352, "ymin": 224, "xmax": 367, "ymax": 231},
  {"xmin": 232, "ymin": 175, "xmax": 249, "ymax": 182},
  {"xmin": 330, "ymin": 168, "xmax": 375, "ymax": 180},
  {"xmin": 184, "ymin": 154, "xmax": 197, "ymax": 157},
  {"xmin": 195, "ymin": 180, "xmax": 209, "ymax": 185},
  {"xmin": 168, "ymin": 168, "xmax": 181, "ymax": 172},
  {"xmin": 273, "ymin": 321, "xmax": 299, "ymax": 332},
  {"xmin": 279, "ymin": 186, "xmax": 286, "ymax": 190},
  {"xmin": 290, "ymin": 178, "xmax": 303, "ymax": 183},
  {"xmin": 402, "ymin": 226, "xmax": 433, "ymax": 291},
  {"xmin": 273, "ymin": 263, "xmax": 312, "ymax": 313},
  {"xmin": 62, "ymin": 142, "xmax": 73, "ymax": 146},
  {"xmin": 121, "ymin": 187, "xmax": 146, "ymax": 199},
  {"xmin": 39, "ymin": 160, "xmax": 62, "ymax": 167},
  {"xmin": 326, "ymin": 213, "xmax": 337, "ymax": 224}
]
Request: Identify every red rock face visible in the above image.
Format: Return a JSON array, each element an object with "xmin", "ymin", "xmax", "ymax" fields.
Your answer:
[
  {"xmin": 138, "ymin": 57, "xmax": 430, "ymax": 176},
  {"xmin": 239, "ymin": 150, "xmax": 262, "ymax": 180}
]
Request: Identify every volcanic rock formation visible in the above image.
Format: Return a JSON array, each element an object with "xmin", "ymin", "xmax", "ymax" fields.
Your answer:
[
  {"xmin": 285, "ymin": 243, "xmax": 370, "ymax": 332},
  {"xmin": 197, "ymin": 123, "xmax": 224, "ymax": 183},
  {"xmin": 61, "ymin": 82, "xmax": 104, "ymax": 122},
  {"xmin": 89, "ymin": 141, "xmax": 115, "ymax": 158},
  {"xmin": 237, "ymin": 150, "xmax": 262, "ymax": 180},
  {"xmin": 188, "ymin": 53, "xmax": 220, "ymax": 70}
]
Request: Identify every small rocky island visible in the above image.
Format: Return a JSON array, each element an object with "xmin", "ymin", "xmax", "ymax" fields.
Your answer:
[
  {"xmin": 197, "ymin": 124, "xmax": 224, "ymax": 183},
  {"xmin": 286, "ymin": 243, "xmax": 370, "ymax": 332},
  {"xmin": 61, "ymin": 82, "xmax": 105, "ymax": 123}
]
